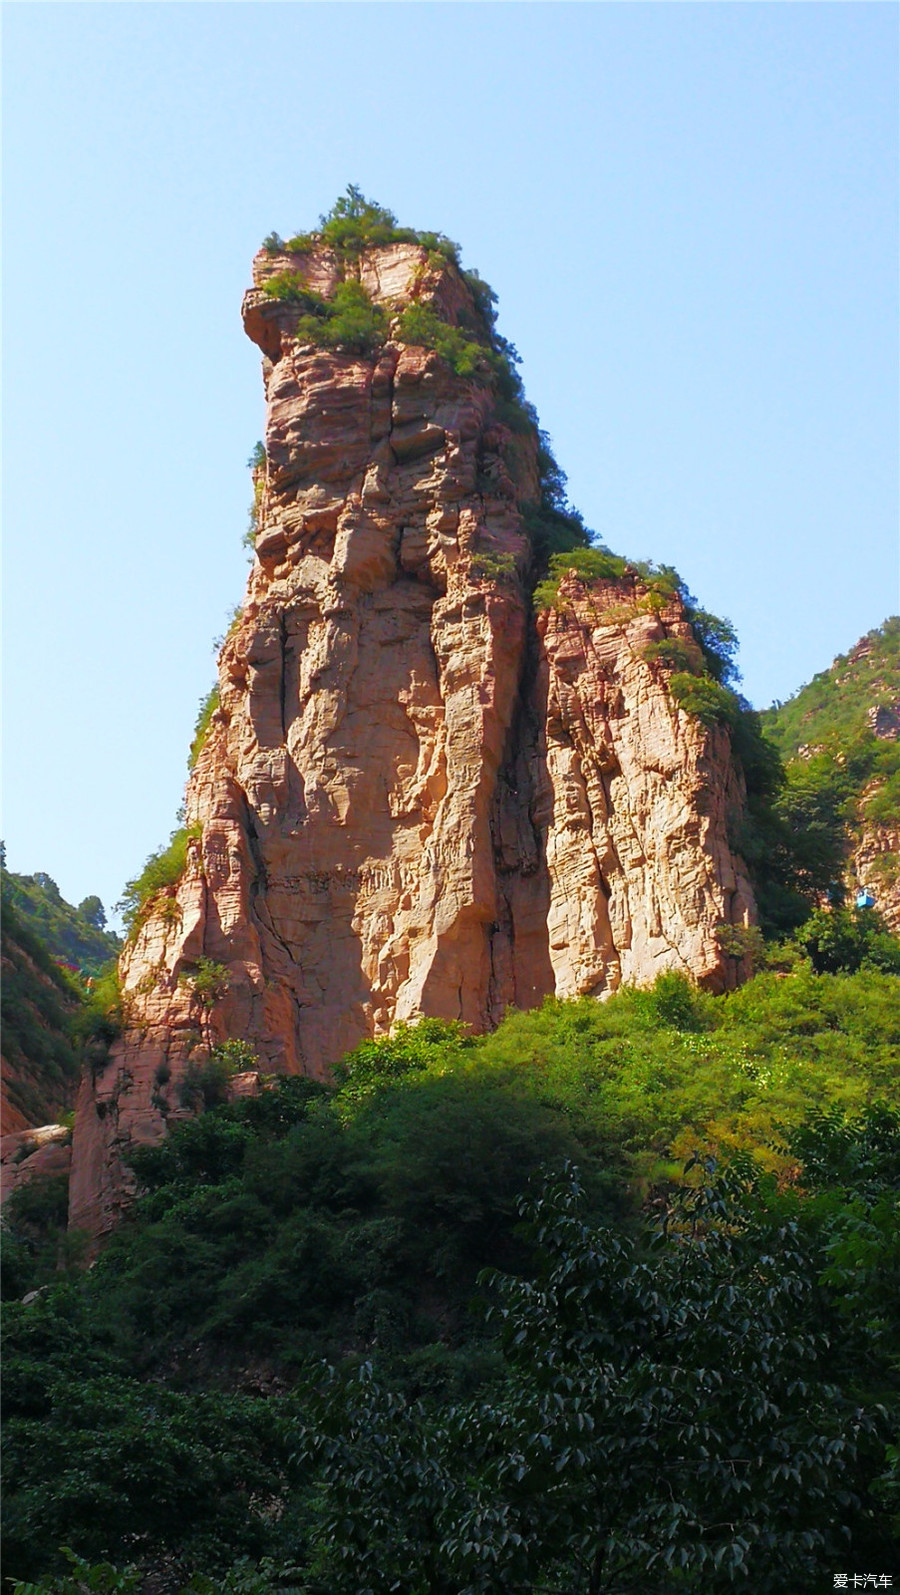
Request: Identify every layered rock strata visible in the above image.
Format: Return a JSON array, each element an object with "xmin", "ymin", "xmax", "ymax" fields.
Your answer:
[{"xmin": 70, "ymin": 241, "xmax": 755, "ymax": 1241}]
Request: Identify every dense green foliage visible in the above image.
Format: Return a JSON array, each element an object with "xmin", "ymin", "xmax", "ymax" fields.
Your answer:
[
  {"xmin": 178, "ymin": 1038, "xmax": 259, "ymax": 1111},
  {"xmin": 801, "ymin": 904, "xmax": 900, "ymax": 976},
  {"xmin": 468, "ymin": 550, "xmax": 517, "ymax": 583},
  {"xmin": 73, "ymin": 960, "xmax": 124, "ymax": 1051},
  {"xmin": 264, "ymin": 186, "xmax": 460, "ymax": 264},
  {"xmin": 260, "ymin": 270, "xmax": 326, "ymax": 307},
  {"xmin": 4, "ymin": 1309, "xmax": 294, "ymax": 1585},
  {"xmin": 316, "ymin": 188, "xmax": 457, "ymax": 260},
  {"xmin": 1, "ymin": 858, "xmax": 120, "ymax": 974},
  {"xmin": 519, "ymin": 471, "xmax": 593, "ymax": 565},
  {"xmin": 532, "ymin": 552, "xmax": 738, "ymax": 689},
  {"xmin": 641, "ymin": 634, "xmax": 705, "ymax": 674},
  {"xmin": 298, "ymin": 1153, "xmax": 897, "ymax": 1592},
  {"xmin": 668, "ymin": 670, "xmax": 740, "ymax": 727},
  {"xmin": 0, "ymin": 858, "xmax": 127, "ymax": 1126},
  {"xmin": 3, "ymin": 970, "xmax": 898, "ymax": 1589},
  {"xmin": 1, "ymin": 1170, "xmax": 82, "ymax": 1303}
]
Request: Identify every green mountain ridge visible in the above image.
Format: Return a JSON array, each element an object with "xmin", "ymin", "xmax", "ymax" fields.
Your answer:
[
  {"xmin": 762, "ymin": 616, "xmax": 900, "ymax": 757},
  {"xmin": 758, "ymin": 618, "xmax": 900, "ymax": 925},
  {"xmin": 1, "ymin": 860, "xmax": 119, "ymax": 1130},
  {"xmin": 1, "ymin": 861, "xmax": 121, "ymax": 976}
]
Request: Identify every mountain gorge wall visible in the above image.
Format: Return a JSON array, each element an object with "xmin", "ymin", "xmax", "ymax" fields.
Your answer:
[{"xmin": 70, "ymin": 240, "xmax": 756, "ymax": 1241}]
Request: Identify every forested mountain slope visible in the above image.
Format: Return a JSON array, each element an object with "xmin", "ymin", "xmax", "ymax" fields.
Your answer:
[
  {"xmin": 764, "ymin": 618, "xmax": 900, "ymax": 755},
  {"xmin": 1, "ymin": 860, "xmax": 121, "ymax": 975},
  {"xmin": 1, "ymin": 901, "xmax": 81, "ymax": 1132},
  {"xmin": 761, "ymin": 618, "xmax": 900, "ymax": 930},
  {"xmin": 1, "ymin": 860, "xmax": 116, "ymax": 1133}
]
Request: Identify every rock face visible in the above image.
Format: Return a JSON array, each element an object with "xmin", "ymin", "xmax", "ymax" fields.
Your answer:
[
  {"xmin": 534, "ymin": 582, "xmax": 753, "ymax": 997},
  {"xmin": 857, "ymin": 695, "xmax": 900, "ymax": 930},
  {"xmin": 852, "ymin": 801, "xmax": 900, "ymax": 934},
  {"xmin": 69, "ymin": 240, "xmax": 755, "ymax": 1242}
]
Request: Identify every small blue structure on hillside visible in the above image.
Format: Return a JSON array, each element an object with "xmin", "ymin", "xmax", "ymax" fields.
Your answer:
[{"xmin": 856, "ymin": 890, "xmax": 876, "ymax": 910}]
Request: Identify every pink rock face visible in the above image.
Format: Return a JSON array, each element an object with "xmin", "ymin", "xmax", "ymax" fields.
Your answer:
[
  {"xmin": 69, "ymin": 243, "xmax": 756, "ymax": 1244},
  {"xmin": 1, "ymin": 1125, "xmax": 71, "ymax": 1206}
]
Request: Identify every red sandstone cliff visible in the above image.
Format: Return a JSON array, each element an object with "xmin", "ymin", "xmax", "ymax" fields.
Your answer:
[{"xmin": 69, "ymin": 239, "xmax": 755, "ymax": 1241}]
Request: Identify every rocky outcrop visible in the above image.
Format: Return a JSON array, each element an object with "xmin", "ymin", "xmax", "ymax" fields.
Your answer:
[
  {"xmin": 69, "ymin": 240, "xmax": 755, "ymax": 1243},
  {"xmin": 1, "ymin": 1124, "xmax": 71, "ymax": 1206},
  {"xmin": 852, "ymin": 803, "xmax": 900, "ymax": 933},
  {"xmin": 868, "ymin": 702, "xmax": 900, "ymax": 740}
]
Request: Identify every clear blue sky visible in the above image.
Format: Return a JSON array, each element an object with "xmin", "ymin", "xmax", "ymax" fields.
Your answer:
[{"xmin": 3, "ymin": 2, "xmax": 898, "ymax": 926}]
